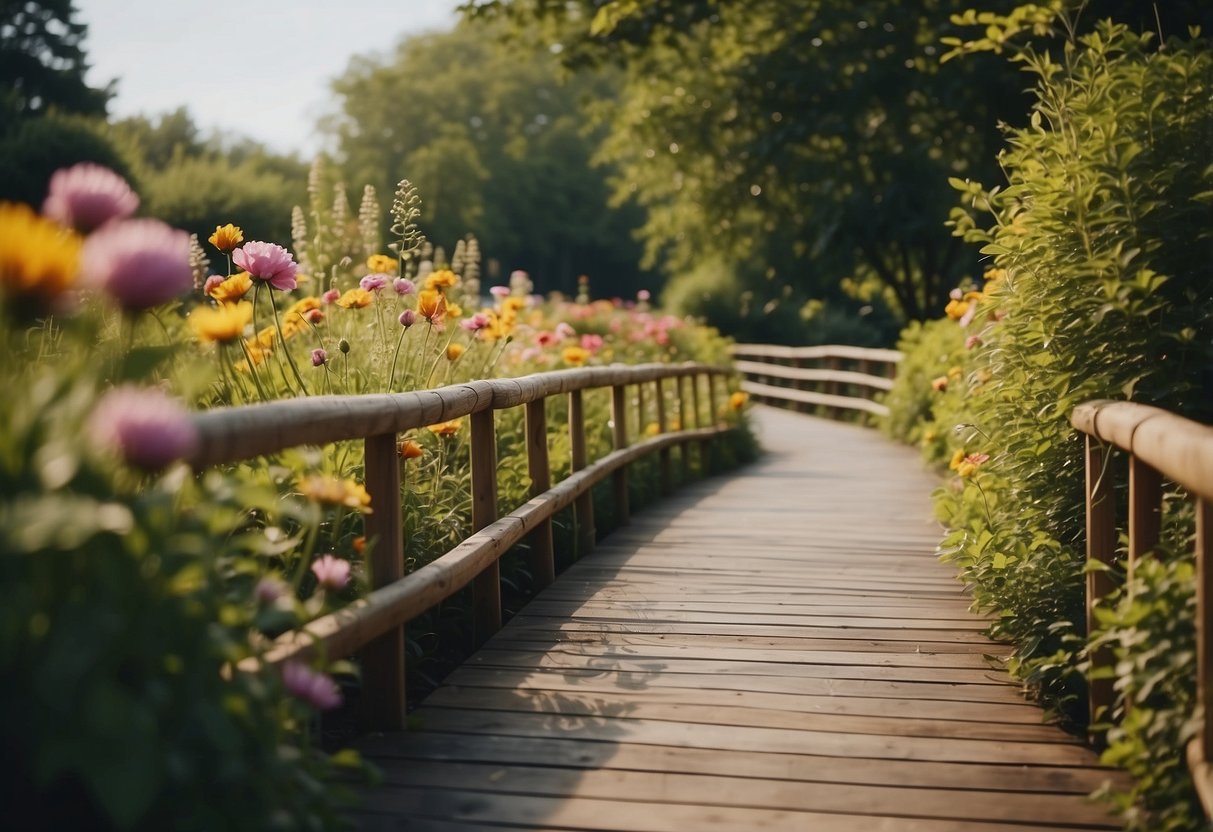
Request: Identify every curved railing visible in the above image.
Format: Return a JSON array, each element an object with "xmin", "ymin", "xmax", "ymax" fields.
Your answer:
[
  {"xmin": 731, "ymin": 343, "xmax": 902, "ymax": 418},
  {"xmin": 1071, "ymin": 400, "xmax": 1213, "ymax": 816},
  {"xmin": 189, "ymin": 362, "xmax": 734, "ymax": 729}
]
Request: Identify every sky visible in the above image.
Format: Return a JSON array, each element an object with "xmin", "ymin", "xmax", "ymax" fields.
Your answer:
[{"xmin": 75, "ymin": 0, "xmax": 464, "ymax": 157}]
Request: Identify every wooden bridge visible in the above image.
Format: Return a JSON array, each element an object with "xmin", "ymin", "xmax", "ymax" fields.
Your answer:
[{"xmin": 189, "ymin": 346, "xmax": 1213, "ymax": 830}]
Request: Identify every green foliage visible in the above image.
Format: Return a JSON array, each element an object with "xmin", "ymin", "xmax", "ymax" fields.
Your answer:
[
  {"xmin": 880, "ymin": 317, "xmax": 967, "ymax": 451},
  {"xmin": 327, "ymin": 18, "xmax": 653, "ymax": 298},
  {"xmin": 0, "ymin": 0, "xmax": 110, "ymax": 123},
  {"xmin": 0, "ymin": 113, "xmax": 134, "ymax": 205},
  {"xmin": 886, "ymin": 15, "xmax": 1213, "ymax": 828}
]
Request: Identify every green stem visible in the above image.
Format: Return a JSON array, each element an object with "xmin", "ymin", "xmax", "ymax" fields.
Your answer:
[
  {"xmin": 269, "ymin": 286, "xmax": 310, "ymax": 396},
  {"xmin": 424, "ymin": 328, "xmax": 459, "ymax": 387},
  {"xmin": 387, "ymin": 324, "xmax": 412, "ymax": 392}
]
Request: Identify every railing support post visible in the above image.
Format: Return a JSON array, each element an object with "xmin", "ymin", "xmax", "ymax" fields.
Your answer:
[
  {"xmin": 569, "ymin": 389, "xmax": 595, "ymax": 556},
  {"xmin": 1128, "ymin": 454, "xmax": 1162, "ymax": 589},
  {"xmin": 678, "ymin": 374, "xmax": 692, "ymax": 482},
  {"xmin": 1198, "ymin": 499, "xmax": 1213, "ymax": 761},
  {"xmin": 655, "ymin": 377, "xmax": 672, "ymax": 495},
  {"xmin": 524, "ymin": 399, "xmax": 555, "ymax": 590},
  {"xmin": 470, "ymin": 408, "xmax": 501, "ymax": 646},
  {"xmin": 611, "ymin": 384, "xmax": 630, "ymax": 526},
  {"xmin": 361, "ymin": 432, "xmax": 406, "ymax": 730},
  {"xmin": 1084, "ymin": 436, "xmax": 1116, "ymax": 740}
]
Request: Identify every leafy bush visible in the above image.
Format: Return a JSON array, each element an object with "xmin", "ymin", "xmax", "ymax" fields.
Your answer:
[{"xmin": 887, "ymin": 14, "xmax": 1213, "ymax": 829}]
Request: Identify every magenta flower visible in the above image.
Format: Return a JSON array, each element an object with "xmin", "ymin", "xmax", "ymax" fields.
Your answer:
[
  {"xmin": 399, "ymin": 309, "xmax": 416, "ymax": 328},
  {"xmin": 88, "ymin": 385, "xmax": 199, "ymax": 471},
  {"xmin": 303, "ymin": 308, "xmax": 324, "ymax": 325},
  {"xmin": 282, "ymin": 661, "xmax": 342, "ymax": 710},
  {"xmin": 580, "ymin": 333, "xmax": 604, "ymax": 353},
  {"xmin": 393, "ymin": 277, "xmax": 415, "ymax": 296},
  {"xmin": 311, "ymin": 554, "xmax": 350, "ymax": 590},
  {"xmin": 322, "ymin": 288, "xmax": 341, "ymax": 305},
  {"xmin": 489, "ymin": 285, "xmax": 510, "ymax": 299},
  {"xmin": 42, "ymin": 163, "xmax": 139, "ymax": 233},
  {"xmin": 637, "ymin": 289, "xmax": 651, "ymax": 302},
  {"xmin": 360, "ymin": 273, "xmax": 390, "ymax": 293},
  {"xmin": 311, "ymin": 348, "xmax": 328, "ymax": 367},
  {"xmin": 535, "ymin": 331, "xmax": 557, "ymax": 347},
  {"xmin": 80, "ymin": 219, "xmax": 193, "ymax": 310},
  {"xmin": 232, "ymin": 241, "xmax": 297, "ymax": 291}
]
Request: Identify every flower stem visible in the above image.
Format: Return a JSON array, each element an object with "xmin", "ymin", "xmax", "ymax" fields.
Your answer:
[
  {"xmin": 387, "ymin": 324, "xmax": 411, "ymax": 392},
  {"xmin": 270, "ymin": 286, "xmax": 310, "ymax": 396}
]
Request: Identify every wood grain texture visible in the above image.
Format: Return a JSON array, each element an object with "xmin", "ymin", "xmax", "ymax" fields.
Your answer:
[{"xmin": 351, "ymin": 406, "xmax": 1121, "ymax": 830}]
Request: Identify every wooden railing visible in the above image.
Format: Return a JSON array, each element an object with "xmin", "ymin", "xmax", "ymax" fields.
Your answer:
[
  {"xmin": 1072, "ymin": 400, "xmax": 1213, "ymax": 815},
  {"xmin": 188, "ymin": 362, "xmax": 733, "ymax": 730},
  {"xmin": 732, "ymin": 343, "xmax": 902, "ymax": 418}
]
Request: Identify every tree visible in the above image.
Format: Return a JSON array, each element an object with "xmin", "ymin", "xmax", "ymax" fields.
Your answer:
[
  {"xmin": 325, "ymin": 19, "xmax": 652, "ymax": 297},
  {"xmin": 0, "ymin": 0, "xmax": 110, "ymax": 125}
]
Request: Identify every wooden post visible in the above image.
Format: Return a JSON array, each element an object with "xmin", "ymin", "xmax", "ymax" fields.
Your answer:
[
  {"xmin": 655, "ymin": 377, "xmax": 672, "ymax": 495},
  {"xmin": 524, "ymin": 399, "xmax": 555, "ymax": 590},
  {"xmin": 361, "ymin": 432, "xmax": 406, "ymax": 729},
  {"xmin": 826, "ymin": 356, "xmax": 843, "ymax": 420},
  {"xmin": 678, "ymin": 375, "xmax": 692, "ymax": 482},
  {"xmin": 610, "ymin": 384, "xmax": 630, "ymax": 527},
  {"xmin": 1198, "ymin": 498, "xmax": 1213, "ymax": 761},
  {"xmin": 1128, "ymin": 455, "xmax": 1162, "ymax": 589},
  {"xmin": 1085, "ymin": 436, "xmax": 1117, "ymax": 738},
  {"xmin": 470, "ymin": 408, "xmax": 501, "ymax": 646},
  {"xmin": 569, "ymin": 389, "xmax": 595, "ymax": 557}
]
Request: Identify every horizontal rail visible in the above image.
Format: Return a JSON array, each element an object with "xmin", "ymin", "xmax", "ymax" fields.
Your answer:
[
  {"xmin": 197, "ymin": 361, "xmax": 733, "ymax": 729},
  {"xmin": 189, "ymin": 362, "xmax": 723, "ymax": 468},
  {"xmin": 731, "ymin": 343, "xmax": 900, "ymax": 419},
  {"xmin": 1071, "ymin": 399, "xmax": 1213, "ymax": 817},
  {"xmin": 732, "ymin": 343, "xmax": 904, "ymax": 363}
]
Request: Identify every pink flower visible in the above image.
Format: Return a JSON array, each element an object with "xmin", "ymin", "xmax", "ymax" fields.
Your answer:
[
  {"xmin": 232, "ymin": 241, "xmax": 297, "ymax": 291},
  {"xmin": 949, "ymin": 288, "xmax": 963, "ymax": 301},
  {"xmin": 360, "ymin": 273, "xmax": 390, "ymax": 292},
  {"xmin": 965, "ymin": 334, "xmax": 983, "ymax": 350},
  {"xmin": 80, "ymin": 219, "xmax": 193, "ymax": 310},
  {"xmin": 322, "ymin": 288, "xmax": 341, "ymax": 305},
  {"xmin": 203, "ymin": 274, "xmax": 225, "ymax": 295},
  {"xmin": 555, "ymin": 322, "xmax": 576, "ymax": 340},
  {"xmin": 254, "ymin": 576, "xmax": 287, "ymax": 605},
  {"xmin": 489, "ymin": 285, "xmax": 510, "ymax": 299},
  {"xmin": 88, "ymin": 385, "xmax": 199, "ymax": 471},
  {"xmin": 282, "ymin": 661, "xmax": 342, "ymax": 710},
  {"xmin": 303, "ymin": 308, "xmax": 324, "ymax": 325},
  {"xmin": 580, "ymin": 333, "xmax": 604, "ymax": 353},
  {"xmin": 393, "ymin": 277, "xmax": 415, "ymax": 295},
  {"xmin": 311, "ymin": 554, "xmax": 350, "ymax": 590},
  {"xmin": 461, "ymin": 312, "xmax": 491, "ymax": 332},
  {"xmin": 535, "ymin": 331, "xmax": 557, "ymax": 347},
  {"xmin": 637, "ymin": 289, "xmax": 651, "ymax": 302},
  {"xmin": 399, "ymin": 309, "xmax": 416, "ymax": 327},
  {"xmin": 42, "ymin": 163, "xmax": 139, "ymax": 233},
  {"xmin": 311, "ymin": 348, "xmax": 328, "ymax": 367}
]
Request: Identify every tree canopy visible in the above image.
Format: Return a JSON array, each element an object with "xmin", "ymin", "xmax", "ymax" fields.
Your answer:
[{"xmin": 325, "ymin": 18, "xmax": 653, "ymax": 298}]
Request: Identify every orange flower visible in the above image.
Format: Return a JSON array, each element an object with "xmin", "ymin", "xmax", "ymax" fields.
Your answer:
[
  {"xmin": 208, "ymin": 271, "xmax": 252, "ymax": 303},
  {"xmin": 931, "ymin": 376, "xmax": 948, "ymax": 392},
  {"xmin": 398, "ymin": 439, "xmax": 423, "ymax": 459},
  {"xmin": 298, "ymin": 475, "xmax": 373, "ymax": 514},
  {"xmin": 729, "ymin": 391, "xmax": 748, "ymax": 411},
  {"xmin": 208, "ymin": 223, "xmax": 244, "ymax": 253},
  {"xmin": 336, "ymin": 288, "xmax": 374, "ymax": 309},
  {"xmin": 352, "ymin": 536, "xmax": 367, "ymax": 555},
  {"xmin": 0, "ymin": 202, "xmax": 81, "ymax": 305},
  {"xmin": 366, "ymin": 254, "xmax": 398, "ymax": 274},
  {"xmin": 562, "ymin": 346, "xmax": 591, "ymax": 366},
  {"xmin": 417, "ymin": 289, "xmax": 446, "ymax": 325},
  {"xmin": 446, "ymin": 343, "xmax": 465, "ymax": 361},
  {"xmin": 427, "ymin": 419, "xmax": 462, "ymax": 437},
  {"xmin": 424, "ymin": 269, "xmax": 458, "ymax": 291}
]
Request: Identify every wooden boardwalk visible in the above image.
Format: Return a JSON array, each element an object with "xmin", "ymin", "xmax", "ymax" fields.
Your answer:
[{"xmin": 352, "ymin": 406, "xmax": 1120, "ymax": 831}]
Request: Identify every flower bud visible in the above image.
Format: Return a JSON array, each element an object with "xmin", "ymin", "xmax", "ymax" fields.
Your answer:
[{"xmin": 338, "ymin": 338, "xmax": 351, "ymax": 354}]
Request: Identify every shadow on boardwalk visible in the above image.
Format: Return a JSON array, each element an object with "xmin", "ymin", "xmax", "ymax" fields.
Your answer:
[{"xmin": 350, "ymin": 405, "xmax": 1122, "ymax": 832}]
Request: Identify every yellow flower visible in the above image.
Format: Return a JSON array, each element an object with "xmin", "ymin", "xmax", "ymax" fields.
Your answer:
[
  {"xmin": 947, "ymin": 366, "xmax": 963, "ymax": 381},
  {"xmin": 417, "ymin": 289, "xmax": 446, "ymax": 325},
  {"xmin": 427, "ymin": 419, "xmax": 462, "ymax": 437},
  {"xmin": 191, "ymin": 301, "xmax": 252, "ymax": 343},
  {"xmin": 424, "ymin": 269, "xmax": 459, "ymax": 291},
  {"xmin": 209, "ymin": 272, "xmax": 252, "ymax": 303},
  {"xmin": 283, "ymin": 296, "xmax": 322, "ymax": 337},
  {"xmin": 208, "ymin": 223, "xmax": 244, "ymax": 253},
  {"xmin": 366, "ymin": 254, "xmax": 398, "ymax": 274},
  {"xmin": 336, "ymin": 288, "xmax": 374, "ymax": 309},
  {"xmin": 235, "ymin": 341, "xmax": 272, "ymax": 372},
  {"xmin": 948, "ymin": 449, "xmax": 966, "ymax": 471},
  {"xmin": 562, "ymin": 346, "xmax": 591, "ymax": 366},
  {"xmin": 729, "ymin": 391, "xmax": 748, "ymax": 411},
  {"xmin": 502, "ymin": 296, "xmax": 527, "ymax": 314},
  {"xmin": 644, "ymin": 422, "xmax": 661, "ymax": 437},
  {"xmin": 252, "ymin": 326, "xmax": 277, "ymax": 350},
  {"xmin": 445, "ymin": 302, "xmax": 463, "ymax": 319},
  {"xmin": 0, "ymin": 202, "xmax": 81, "ymax": 305},
  {"xmin": 446, "ymin": 343, "xmax": 465, "ymax": 361},
  {"xmin": 944, "ymin": 299, "xmax": 969, "ymax": 320},
  {"xmin": 298, "ymin": 475, "xmax": 373, "ymax": 514},
  {"xmin": 956, "ymin": 452, "xmax": 990, "ymax": 478}
]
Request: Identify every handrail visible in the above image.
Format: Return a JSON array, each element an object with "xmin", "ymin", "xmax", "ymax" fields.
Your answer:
[
  {"xmin": 1071, "ymin": 399, "xmax": 1213, "ymax": 817},
  {"xmin": 731, "ymin": 343, "xmax": 902, "ymax": 418},
  {"xmin": 191, "ymin": 361, "xmax": 733, "ymax": 729}
]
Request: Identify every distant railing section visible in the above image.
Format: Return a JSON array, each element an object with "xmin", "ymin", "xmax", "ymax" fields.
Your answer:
[
  {"xmin": 188, "ymin": 362, "xmax": 733, "ymax": 730},
  {"xmin": 731, "ymin": 343, "xmax": 903, "ymax": 418},
  {"xmin": 1071, "ymin": 400, "xmax": 1213, "ymax": 816}
]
